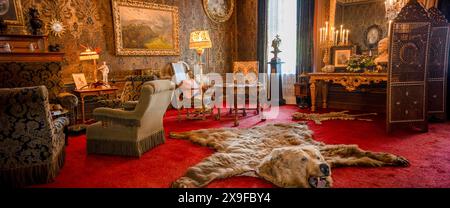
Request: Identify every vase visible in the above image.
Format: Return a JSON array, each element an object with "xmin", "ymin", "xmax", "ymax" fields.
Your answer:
[{"xmin": 28, "ymin": 8, "xmax": 43, "ymax": 35}]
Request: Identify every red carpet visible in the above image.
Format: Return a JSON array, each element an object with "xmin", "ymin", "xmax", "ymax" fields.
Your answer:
[{"xmin": 34, "ymin": 106, "xmax": 450, "ymax": 188}]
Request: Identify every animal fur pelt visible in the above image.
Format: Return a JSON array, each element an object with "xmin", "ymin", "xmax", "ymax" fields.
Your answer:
[
  {"xmin": 170, "ymin": 123, "xmax": 409, "ymax": 188},
  {"xmin": 292, "ymin": 111, "xmax": 378, "ymax": 124}
]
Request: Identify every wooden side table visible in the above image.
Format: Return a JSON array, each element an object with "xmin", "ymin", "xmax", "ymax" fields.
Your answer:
[
  {"xmin": 73, "ymin": 87, "xmax": 119, "ymax": 123},
  {"xmin": 215, "ymin": 83, "xmax": 264, "ymax": 126}
]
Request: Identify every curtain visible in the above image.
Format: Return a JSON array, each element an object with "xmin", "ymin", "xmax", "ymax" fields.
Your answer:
[
  {"xmin": 438, "ymin": 0, "xmax": 450, "ymax": 118},
  {"xmin": 296, "ymin": 0, "xmax": 315, "ymax": 76},
  {"xmin": 257, "ymin": 0, "xmax": 268, "ymax": 74},
  {"xmin": 282, "ymin": 74, "xmax": 297, "ymax": 104},
  {"xmin": 265, "ymin": 0, "xmax": 299, "ymax": 105}
]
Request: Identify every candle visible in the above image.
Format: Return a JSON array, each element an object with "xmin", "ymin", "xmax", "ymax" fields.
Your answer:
[
  {"xmin": 335, "ymin": 30, "xmax": 339, "ymax": 46},
  {"xmin": 340, "ymin": 25, "xmax": 343, "ymax": 43},
  {"xmin": 319, "ymin": 28, "xmax": 323, "ymax": 43},
  {"xmin": 331, "ymin": 27, "xmax": 334, "ymax": 42},
  {"xmin": 346, "ymin": 30, "xmax": 350, "ymax": 45},
  {"xmin": 388, "ymin": 20, "xmax": 393, "ymax": 37},
  {"xmin": 325, "ymin": 21, "xmax": 329, "ymax": 40}
]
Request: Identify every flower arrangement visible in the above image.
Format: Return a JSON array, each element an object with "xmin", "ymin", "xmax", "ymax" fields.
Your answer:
[{"xmin": 346, "ymin": 55, "xmax": 376, "ymax": 73}]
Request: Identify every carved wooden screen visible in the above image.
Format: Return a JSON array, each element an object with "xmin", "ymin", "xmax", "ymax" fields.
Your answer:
[
  {"xmin": 387, "ymin": 0, "xmax": 431, "ymax": 133},
  {"xmin": 427, "ymin": 7, "xmax": 450, "ymax": 121}
]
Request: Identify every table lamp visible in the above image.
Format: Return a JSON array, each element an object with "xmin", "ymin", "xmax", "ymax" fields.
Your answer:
[
  {"xmin": 189, "ymin": 30, "xmax": 212, "ymax": 79},
  {"xmin": 79, "ymin": 49, "xmax": 104, "ymax": 89}
]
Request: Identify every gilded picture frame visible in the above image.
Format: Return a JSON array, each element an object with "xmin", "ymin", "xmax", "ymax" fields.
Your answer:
[
  {"xmin": 111, "ymin": 0, "xmax": 180, "ymax": 56},
  {"xmin": 0, "ymin": 0, "xmax": 25, "ymax": 26},
  {"xmin": 331, "ymin": 45, "xmax": 357, "ymax": 70},
  {"xmin": 202, "ymin": 0, "xmax": 235, "ymax": 23}
]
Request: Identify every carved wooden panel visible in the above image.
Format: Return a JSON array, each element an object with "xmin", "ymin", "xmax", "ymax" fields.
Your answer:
[
  {"xmin": 387, "ymin": 0, "xmax": 431, "ymax": 133},
  {"xmin": 427, "ymin": 7, "xmax": 450, "ymax": 121}
]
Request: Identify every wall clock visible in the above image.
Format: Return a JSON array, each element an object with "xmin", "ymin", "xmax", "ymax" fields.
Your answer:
[
  {"xmin": 202, "ymin": 0, "xmax": 235, "ymax": 23},
  {"xmin": 364, "ymin": 24, "xmax": 383, "ymax": 49},
  {"xmin": 48, "ymin": 19, "xmax": 65, "ymax": 38}
]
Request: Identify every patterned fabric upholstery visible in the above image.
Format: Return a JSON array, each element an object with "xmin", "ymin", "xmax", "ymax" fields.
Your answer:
[
  {"xmin": 0, "ymin": 62, "xmax": 78, "ymax": 123},
  {"xmin": 98, "ymin": 75, "xmax": 158, "ymax": 109},
  {"xmin": 0, "ymin": 86, "xmax": 69, "ymax": 187}
]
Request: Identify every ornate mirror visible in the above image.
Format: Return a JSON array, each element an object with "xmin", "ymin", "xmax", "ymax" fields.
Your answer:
[
  {"xmin": 48, "ymin": 19, "xmax": 65, "ymax": 37},
  {"xmin": 364, "ymin": 24, "xmax": 383, "ymax": 49},
  {"xmin": 202, "ymin": 0, "xmax": 235, "ymax": 23}
]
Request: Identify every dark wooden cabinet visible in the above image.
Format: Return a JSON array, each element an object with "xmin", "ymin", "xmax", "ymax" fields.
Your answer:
[
  {"xmin": 427, "ymin": 7, "xmax": 450, "ymax": 121},
  {"xmin": 387, "ymin": 0, "xmax": 431, "ymax": 133}
]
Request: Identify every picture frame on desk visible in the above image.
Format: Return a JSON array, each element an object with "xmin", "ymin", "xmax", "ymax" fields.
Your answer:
[
  {"xmin": 72, "ymin": 73, "xmax": 88, "ymax": 90},
  {"xmin": 331, "ymin": 45, "xmax": 357, "ymax": 72}
]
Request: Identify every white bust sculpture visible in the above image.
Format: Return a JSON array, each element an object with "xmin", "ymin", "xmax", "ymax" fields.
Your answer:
[
  {"xmin": 98, "ymin": 61, "xmax": 110, "ymax": 83},
  {"xmin": 375, "ymin": 37, "xmax": 389, "ymax": 64}
]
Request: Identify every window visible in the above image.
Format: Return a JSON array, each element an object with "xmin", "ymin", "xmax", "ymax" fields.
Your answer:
[{"xmin": 267, "ymin": 0, "xmax": 298, "ymax": 75}]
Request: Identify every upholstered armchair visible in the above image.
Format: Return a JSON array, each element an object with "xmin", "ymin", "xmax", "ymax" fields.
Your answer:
[
  {"xmin": 97, "ymin": 74, "xmax": 158, "ymax": 110},
  {"xmin": 86, "ymin": 80, "xmax": 175, "ymax": 157},
  {"xmin": 0, "ymin": 86, "xmax": 69, "ymax": 187},
  {"xmin": 0, "ymin": 63, "xmax": 78, "ymax": 124}
]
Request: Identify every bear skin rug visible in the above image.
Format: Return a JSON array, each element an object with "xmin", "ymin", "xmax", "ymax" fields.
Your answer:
[{"xmin": 170, "ymin": 123, "xmax": 409, "ymax": 188}]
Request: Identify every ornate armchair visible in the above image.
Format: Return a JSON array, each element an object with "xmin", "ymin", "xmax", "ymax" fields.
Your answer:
[
  {"xmin": 171, "ymin": 61, "xmax": 213, "ymax": 120},
  {"xmin": 0, "ymin": 86, "xmax": 69, "ymax": 187},
  {"xmin": 233, "ymin": 61, "xmax": 259, "ymax": 84},
  {"xmin": 97, "ymin": 74, "xmax": 158, "ymax": 110},
  {"xmin": 232, "ymin": 61, "xmax": 263, "ymax": 115},
  {"xmin": 86, "ymin": 80, "xmax": 175, "ymax": 157}
]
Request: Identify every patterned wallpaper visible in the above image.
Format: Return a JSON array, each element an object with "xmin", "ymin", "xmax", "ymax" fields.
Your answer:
[
  {"xmin": 336, "ymin": 0, "xmax": 388, "ymax": 52},
  {"xmin": 236, "ymin": 0, "xmax": 258, "ymax": 61},
  {"xmin": 19, "ymin": 0, "xmax": 237, "ymax": 84}
]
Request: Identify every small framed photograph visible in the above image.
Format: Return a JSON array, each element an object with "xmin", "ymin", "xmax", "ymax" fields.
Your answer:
[
  {"xmin": 331, "ymin": 46, "xmax": 357, "ymax": 69},
  {"xmin": 72, "ymin": 73, "xmax": 88, "ymax": 90}
]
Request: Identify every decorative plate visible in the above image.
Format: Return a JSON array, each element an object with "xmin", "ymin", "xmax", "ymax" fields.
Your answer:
[{"xmin": 202, "ymin": 0, "xmax": 235, "ymax": 23}]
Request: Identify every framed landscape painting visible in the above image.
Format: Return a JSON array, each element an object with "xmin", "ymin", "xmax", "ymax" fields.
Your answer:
[{"xmin": 112, "ymin": 0, "xmax": 180, "ymax": 56}]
